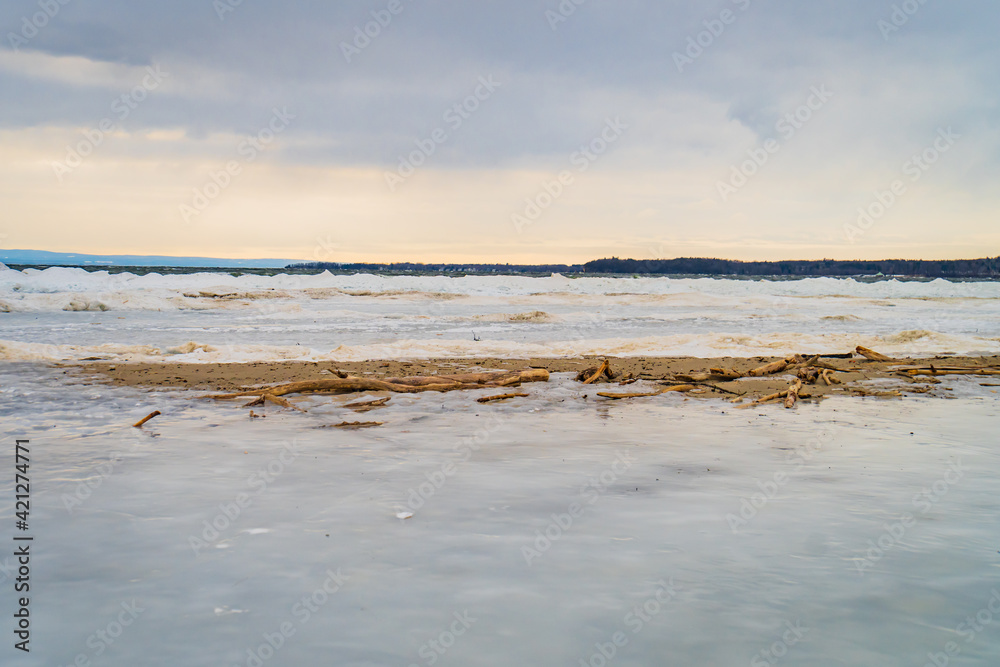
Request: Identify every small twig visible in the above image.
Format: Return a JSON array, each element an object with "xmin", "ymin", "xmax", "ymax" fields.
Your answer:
[{"xmin": 132, "ymin": 411, "xmax": 161, "ymax": 428}]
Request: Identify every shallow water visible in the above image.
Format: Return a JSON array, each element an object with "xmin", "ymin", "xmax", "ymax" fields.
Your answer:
[{"xmin": 2, "ymin": 367, "xmax": 999, "ymax": 666}]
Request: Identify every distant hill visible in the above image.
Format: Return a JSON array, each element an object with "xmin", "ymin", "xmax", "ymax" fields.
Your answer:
[{"xmin": 0, "ymin": 249, "xmax": 304, "ymax": 268}]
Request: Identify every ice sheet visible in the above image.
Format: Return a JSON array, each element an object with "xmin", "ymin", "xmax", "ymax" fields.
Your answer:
[{"xmin": 1, "ymin": 367, "xmax": 998, "ymax": 665}]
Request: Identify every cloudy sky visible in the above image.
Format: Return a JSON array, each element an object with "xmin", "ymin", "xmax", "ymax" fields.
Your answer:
[{"xmin": 1, "ymin": 0, "xmax": 997, "ymax": 263}]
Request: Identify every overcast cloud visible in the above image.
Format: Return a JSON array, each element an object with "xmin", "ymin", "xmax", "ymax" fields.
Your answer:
[{"xmin": 1, "ymin": 0, "xmax": 997, "ymax": 262}]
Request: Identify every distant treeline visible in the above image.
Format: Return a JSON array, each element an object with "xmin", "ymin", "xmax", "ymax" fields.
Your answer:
[
  {"xmin": 288, "ymin": 262, "xmax": 585, "ymax": 274},
  {"xmin": 287, "ymin": 257, "xmax": 1000, "ymax": 278},
  {"xmin": 582, "ymin": 257, "xmax": 1000, "ymax": 277}
]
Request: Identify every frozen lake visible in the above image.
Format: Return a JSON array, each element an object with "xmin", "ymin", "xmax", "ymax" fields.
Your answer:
[
  {"xmin": 1, "ymin": 366, "xmax": 999, "ymax": 666},
  {"xmin": 1, "ymin": 268, "xmax": 999, "ymax": 361},
  {"xmin": 2, "ymin": 268, "xmax": 999, "ymax": 665}
]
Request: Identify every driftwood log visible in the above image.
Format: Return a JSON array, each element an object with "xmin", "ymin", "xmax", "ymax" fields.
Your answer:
[
  {"xmin": 784, "ymin": 379, "xmax": 803, "ymax": 409},
  {"xmin": 477, "ymin": 392, "xmax": 530, "ymax": 403},
  {"xmin": 748, "ymin": 359, "xmax": 789, "ymax": 377},
  {"xmin": 209, "ymin": 369, "xmax": 550, "ymax": 399},
  {"xmin": 597, "ymin": 384, "xmax": 696, "ymax": 400},
  {"xmin": 902, "ymin": 368, "xmax": 1000, "ymax": 377}
]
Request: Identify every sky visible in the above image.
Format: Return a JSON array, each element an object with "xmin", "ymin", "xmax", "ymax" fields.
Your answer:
[{"xmin": 0, "ymin": 0, "xmax": 997, "ymax": 263}]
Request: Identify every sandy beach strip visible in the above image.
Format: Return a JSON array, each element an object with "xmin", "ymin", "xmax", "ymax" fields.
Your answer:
[{"xmin": 64, "ymin": 354, "xmax": 1000, "ymax": 401}]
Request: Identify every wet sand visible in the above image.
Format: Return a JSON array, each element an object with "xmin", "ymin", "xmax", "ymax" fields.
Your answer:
[{"xmin": 65, "ymin": 354, "xmax": 1000, "ymax": 402}]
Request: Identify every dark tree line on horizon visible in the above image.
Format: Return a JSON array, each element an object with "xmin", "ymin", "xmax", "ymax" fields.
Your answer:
[
  {"xmin": 288, "ymin": 262, "xmax": 585, "ymax": 274},
  {"xmin": 288, "ymin": 257, "xmax": 1000, "ymax": 278},
  {"xmin": 581, "ymin": 257, "xmax": 1000, "ymax": 277}
]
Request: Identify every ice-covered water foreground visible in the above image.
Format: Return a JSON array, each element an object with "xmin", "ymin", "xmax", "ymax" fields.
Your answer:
[
  {"xmin": 1, "ymin": 266, "xmax": 999, "ymax": 360},
  {"xmin": 0, "ymin": 366, "xmax": 998, "ymax": 665}
]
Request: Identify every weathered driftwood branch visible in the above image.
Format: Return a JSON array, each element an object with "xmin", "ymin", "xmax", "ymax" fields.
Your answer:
[
  {"xmin": 695, "ymin": 383, "xmax": 743, "ymax": 396},
  {"xmin": 382, "ymin": 370, "xmax": 545, "ymax": 386},
  {"xmin": 736, "ymin": 391, "xmax": 789, "ymax": 409},
  {"xmin": 820, "ymin": 369, "xmax": 840, "ymax": 386},
  {"xmin": 581, "ymin": 360, "xmax": 611, "ymax": 385},
  {"xmin": 660, "ymin": 380, "xmax": 741, "ymax": 396},
  {"xmin": 597, "ymin": 384, "xmax": 696, "ymax": 400},
  {"xmin": 477, "ymin": 392, "xmax": 529, "ymax": 403},
  {"xmin": 132, "ymin": 410, "xmax": 161, "ymax": 428},
  {"xmin": 208, "ymin": 369, "xmax": 549, "ymax": 399},
  {"xmin": 324, "ymin": 421, "xmax": 383, "ymax": 429},
  {"xmin": 212, "ymin": 378, "xmax": 454, "ymax": 398},
  {"xmin": 736, "ymin": 381, "xmax": 812, "ymax": 410},
  {"xmin": 797, "ymin": 368, "xmax": 820, "ymax": 384},
  {"xmin": 709, "ymin": 368, "xmax": 744, "ymax": 381},
  {"xmin": 243, "ymin": 394, "xmax": 307, "ymax": 412},
  {"xmin": 344, "ymin": 397, "xmax": 390, "ymax": 412},
  {"xmin": 810, "ymin": 360, "xmax": 847, "ymax": 372},
  {"xmin": 784, "ymin": 379, "xmax": 803, "ymax": 409},
  {"xmin": 850, "ymin": 388, "xmax": 903, "ymax": 398},
  {"xmin": 856, "ymin": 346, "xmax": 892, "ymax": 361},
  {"xmin": 748, "ymin": 359, "xmax": 789, "ymax": 377},
  {"xmin": 903, "ymin": 368, "xmax": 1000, "ymax": 376}
]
